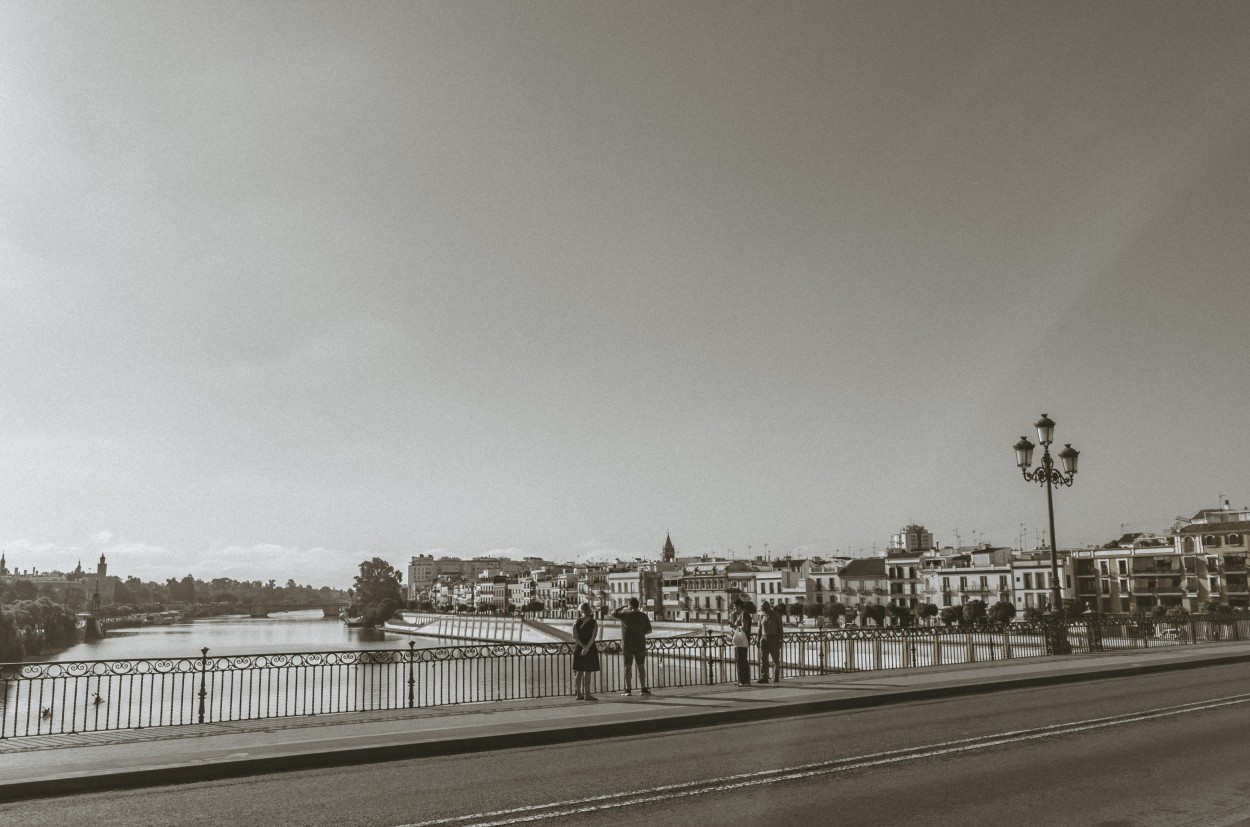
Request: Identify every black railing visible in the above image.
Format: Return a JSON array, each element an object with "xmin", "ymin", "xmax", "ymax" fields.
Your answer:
[{"xmin": 4, "ymin": 614, "xmax": 1249, "ymax": 738}]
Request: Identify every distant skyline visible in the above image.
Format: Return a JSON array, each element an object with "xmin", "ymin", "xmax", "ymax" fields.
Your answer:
[{"xmin": 3, "ymin": 3, "xmax": 1249, "ymax": 587}]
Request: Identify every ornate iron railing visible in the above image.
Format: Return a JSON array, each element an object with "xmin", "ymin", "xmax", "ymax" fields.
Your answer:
[{"xmin": 4, "ymin": 614, "xmax": 1247, "ymax": 738}]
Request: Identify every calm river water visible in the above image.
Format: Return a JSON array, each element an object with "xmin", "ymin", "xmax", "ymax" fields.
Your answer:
[
  {"xmin": 6, "ymin": 612, "xmax": 576, "ymax": 737},
  {"xmin": 48, "ymin": 610, "xmax": 431, "ymax": 663}
]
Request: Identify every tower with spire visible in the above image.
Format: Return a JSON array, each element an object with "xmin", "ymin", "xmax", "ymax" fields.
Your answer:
[{"xmin": 662, "ymin": 533, "xmax": 675, "ymax": 563}]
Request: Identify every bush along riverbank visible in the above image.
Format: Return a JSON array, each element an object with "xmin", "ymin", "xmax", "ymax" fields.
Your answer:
[{"xmin": 0, "ymin": 598, "xmax": 81, "ymax": 662}]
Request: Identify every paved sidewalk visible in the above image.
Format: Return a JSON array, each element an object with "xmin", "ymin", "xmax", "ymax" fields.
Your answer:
[{"xmin": 3, "ymin": 641, "xmax": 1250, "ymax": 803}]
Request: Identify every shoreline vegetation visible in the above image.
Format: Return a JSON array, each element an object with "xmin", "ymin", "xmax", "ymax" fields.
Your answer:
[{"xmin": 1, "ymin": 598, "xmax": 79, "ymax": 662}]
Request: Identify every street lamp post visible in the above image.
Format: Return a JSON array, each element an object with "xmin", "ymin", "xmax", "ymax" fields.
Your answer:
[{"xmin": 1015, "ymin": 414, "xmax": 1080, "ymax": 649}]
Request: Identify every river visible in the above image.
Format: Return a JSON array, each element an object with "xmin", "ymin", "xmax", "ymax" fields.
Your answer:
[
  {"xmin": 6, "ymin": 611, "xmax": 579, "ymax": 737},
  {"xmin": 46, "ymin": 610, "xmax": 429, "ymax": 663}
]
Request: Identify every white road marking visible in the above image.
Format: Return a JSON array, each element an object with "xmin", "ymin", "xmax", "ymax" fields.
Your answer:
[{"xmin": 395, "ymin": 693, "xmax": 1250, "ymax": 827}]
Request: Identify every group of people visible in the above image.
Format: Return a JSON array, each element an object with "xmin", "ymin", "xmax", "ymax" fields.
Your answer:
[
  {"xmin": 730, "ymin": 597, "xmax": 783, "ymax": 685},
  {"xmin": 571, "ymin": 595, "xmax": 786, "ymax": 699},
  {"xmin": 572, "ymin": 597, "xmax": 652, "ymax": 701}
]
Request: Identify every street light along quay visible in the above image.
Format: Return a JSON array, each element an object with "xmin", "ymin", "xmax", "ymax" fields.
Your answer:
[{"xmin": 1014, "ymin": 414, "xmax": 1080, "ymax": 648}]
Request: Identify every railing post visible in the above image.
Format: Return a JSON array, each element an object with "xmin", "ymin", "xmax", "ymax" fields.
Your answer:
[
  {"xmin": 705, "ymin": 629, "xmax": 715, "ymax": 685},
  {"xmin": 197, "ymin": 647, "xmax": 209, "ymax": 725},
  {"xmin": 932, "ymin": 632, "xmax": 942, "ymax": 666},
  {"xmin": 407, "ymin": 641, "xmax": 416, "ymax": 708}
]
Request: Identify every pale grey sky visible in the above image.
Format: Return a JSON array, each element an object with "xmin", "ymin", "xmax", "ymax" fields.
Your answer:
[{"xmin": 2, "ymin": 2, "xmax": 1248, "ymax": 585}]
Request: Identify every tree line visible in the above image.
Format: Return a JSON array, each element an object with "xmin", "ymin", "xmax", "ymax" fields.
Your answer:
[
  {"xmin": 0, "ymin": 598, "xmax": 79, "ymax": 661},
  {"xmin": 106, "ymin": 575, "xmax": 348, "ymax": 611}
]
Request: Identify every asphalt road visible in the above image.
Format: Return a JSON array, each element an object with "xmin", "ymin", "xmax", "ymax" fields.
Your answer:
[{"xmin": 8, "ymin": 663, "xmax": 1250, "ymax": 827}]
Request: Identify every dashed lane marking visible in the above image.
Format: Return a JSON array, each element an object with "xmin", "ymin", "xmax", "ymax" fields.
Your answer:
[{"xmin": 394, "ymin": 692, "xmax": 1250, "ymax": 827}]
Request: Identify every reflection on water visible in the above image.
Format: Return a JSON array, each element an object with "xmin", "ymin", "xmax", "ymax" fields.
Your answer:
[{"xmin": 47, "ymin": 610, "xmax": 431, "ymax": 662}]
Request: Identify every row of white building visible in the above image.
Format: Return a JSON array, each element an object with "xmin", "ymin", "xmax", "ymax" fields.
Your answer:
[{"xmin": 405, "ymin": 502, "xmax": 1250, "ymax": 620}]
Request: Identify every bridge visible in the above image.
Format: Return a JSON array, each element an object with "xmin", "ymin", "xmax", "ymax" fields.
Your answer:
[{"xmin": 247, "ymin": 602, "xmax": 349, "ymax": 619}]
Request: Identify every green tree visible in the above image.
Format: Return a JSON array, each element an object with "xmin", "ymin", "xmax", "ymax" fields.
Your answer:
[
  {"xmin": 939, "ymin": 606, "xmax": 961, "ymax": 626},
  {"xmin": 364, "ymin": 597, "xmax": 400, "ymax": 627},
  {"xmin": 352, "ymin": 558, "xmax": 403, "ymax": 627},
  {"xmin": 172, "ymin": 574, "xmax": 196, "ymax": 603},
  {"xmin": 885, "ymin": 603, "xmax": 914, "ymax": 627},
  {"xmin": 823, "ymin": 601, "xmax": 847, "ymax": 626},
  {"xmin": 864, "ymin": 604, "xmax": 887, "ymax": 626},
  {"xmin": 988, "ymin": 600, "xmax": 1017, "ymax": 625},
  {"xmin": 917, "ymin": 602, "xmax": 939, "ymax": 626},
  {"xmin": 0, "ymin": 608, "xmax": 25, "ymax": 661},
  {"xmin": 961, "ymin": 600, "xmax": 988, "ymax": 626}
]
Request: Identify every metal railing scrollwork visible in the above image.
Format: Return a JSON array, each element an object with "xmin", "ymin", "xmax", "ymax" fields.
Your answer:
[{"xmin": 4, "ymin": 614, "xmax": 1249, "ymax": 738}]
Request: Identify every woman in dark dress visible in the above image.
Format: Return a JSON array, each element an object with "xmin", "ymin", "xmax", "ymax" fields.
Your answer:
[{"xmin": 572, "ymin": 601, "xmax": 600, "ymax": 700}]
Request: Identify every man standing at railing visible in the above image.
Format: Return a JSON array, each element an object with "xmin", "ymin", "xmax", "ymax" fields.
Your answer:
[
  {"xmin": 756, "ymin": 600, "xmax": 783, "ymax": 683},
  {"xmin": 612, "ymin": 597, "xmax": 653, "ymax": 696}
]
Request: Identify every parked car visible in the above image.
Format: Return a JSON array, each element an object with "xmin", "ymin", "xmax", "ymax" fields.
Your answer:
[{"xmin": 1159, "ymin": 628, "xmax": 1183, "ymax": 640}]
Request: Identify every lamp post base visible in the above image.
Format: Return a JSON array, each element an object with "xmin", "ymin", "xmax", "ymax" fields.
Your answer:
[{"xmin": 1043, "ymin": 614, "xmax": 1072, "ymax": 655}]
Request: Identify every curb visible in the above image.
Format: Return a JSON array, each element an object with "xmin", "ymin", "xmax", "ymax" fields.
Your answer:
[{"xmin": 3, "ymin": 650, "xmax": 1249, "ymax": 803}]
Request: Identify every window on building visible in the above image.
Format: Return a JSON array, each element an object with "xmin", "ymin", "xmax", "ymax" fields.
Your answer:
[
  {"xmin": 1205, "ymin": 535, "xmax": 1222, "ymax": 548},
  {"xmin": 1099, "ymin": 560, "xmax": 1109, "ymax": 575},
  {"xmin": 1101, "ymin": 580, "xmax": 1110, "ymax": 595},
  {"xmin": 1118, "ymin": 559, "xmax": 1128, "ymax": 575},
  {"xmin": 1228, "ymin": 534, "xmax": 1243, "ymax": 547},
  {"xmin": 1023, "ymin": 573, "xmax": 1033, "ymax": 589}
]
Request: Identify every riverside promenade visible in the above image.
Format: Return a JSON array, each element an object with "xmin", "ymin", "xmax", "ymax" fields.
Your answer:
[{"xmin": 3, "ymin": 640, "xmax": 1250, "ymax": 804}]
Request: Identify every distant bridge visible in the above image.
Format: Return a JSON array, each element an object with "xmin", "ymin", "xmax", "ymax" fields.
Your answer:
[{"xmin": 247, "ymin": 602, "xmax": 349, "ymax": 619}]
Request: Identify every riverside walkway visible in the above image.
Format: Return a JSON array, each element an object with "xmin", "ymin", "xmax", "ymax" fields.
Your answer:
[{"xmin": 3, "ymin": 639, "xmax": 1250, "ymax": 804}]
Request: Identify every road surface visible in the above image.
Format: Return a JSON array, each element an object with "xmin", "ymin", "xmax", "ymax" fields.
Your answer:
[{"xmin": 6, "ymin": 662, "xmax": 1250, "ymax": 826}]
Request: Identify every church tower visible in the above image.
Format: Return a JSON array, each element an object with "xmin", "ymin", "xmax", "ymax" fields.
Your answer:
[
  {"xmin": 0, "ymin": 551, "xmax": 7, "ymax": 576},
  {"xmin": 97, "ymin": 554, "xmax": 107, "ymax": 578},
  {"xmin": 662, "ymin": 533, "xmax": 675, "ymax": 563}
]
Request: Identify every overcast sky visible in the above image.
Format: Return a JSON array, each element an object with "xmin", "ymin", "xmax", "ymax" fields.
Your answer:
[{"xmin": 2, "ymin": 2, "xmax": 1248, "ymax": 587}]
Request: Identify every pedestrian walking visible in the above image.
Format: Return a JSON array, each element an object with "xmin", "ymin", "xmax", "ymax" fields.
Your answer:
[
  {"xmin": 572, "ymin": 601, "xmax": 600, "ymax": 700},
  {"xmin": 756, "ymin": 600, "xmax": 783, "ymax": 683},
  {"xmin": 612, "ymin": 597, "xmax": 653, "ymax": 696},
  {"xmin": 730, "ymin": 599, "xmax": 751, "ymax": 686}
]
